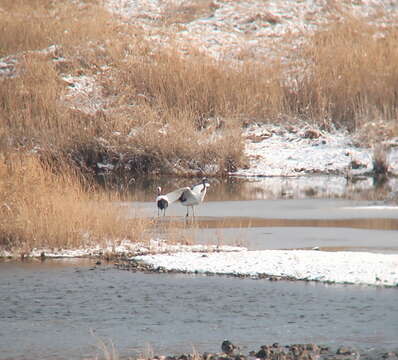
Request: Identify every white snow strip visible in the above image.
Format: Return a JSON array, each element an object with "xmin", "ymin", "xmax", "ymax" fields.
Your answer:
[
  {"xmin": 137, "ymin": 250, "xmax": 398, "ymax": 287},
  {"xmin": 0, "ymin": 239, "xmax": 243, "ymax": 259},
  {"xmin": 341, "ymin": 206, "xmax": 398, "ymax": 210}
]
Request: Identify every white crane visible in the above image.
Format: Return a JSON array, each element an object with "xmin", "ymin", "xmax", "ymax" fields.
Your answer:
[
  {"xmin": 155, "ymin": 178, "xmax": 210, "ymax": 217},
  {"xmin": 177, "ymin": 177, "xmax": 210, "ymax": 217}
]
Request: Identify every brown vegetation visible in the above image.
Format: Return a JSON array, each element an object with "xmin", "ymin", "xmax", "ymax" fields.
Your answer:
[
  {"xmin": 0, "ymin": 0, "xmax": 245, "ymax": 177},
  {"xmin": 290, "ymin": 17, "xmax": 398, "ymax": 131},
  {"xmin": 2, "ymin": 1, "xmax": 397, "ymax": 179},
  {"xmin": 0, "ymin": 0, "xmax": 115, "ymax": 57},
  {"xmin": 162, "ymin": 0, "xmax": 218, "ymax": 25},
  {"xmin": 0, "ymin": 152, "xmax": 147, "ymax": 253}
]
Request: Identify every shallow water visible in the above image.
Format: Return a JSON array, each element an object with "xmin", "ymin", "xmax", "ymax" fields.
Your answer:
[
  {"xmin": 129, "ymin": 198, "xmax": 398, "ymax": 253},
  {"xmin": 119, "ymin": 175, "xmax": 398, "ymax": 253},
  {"xmin": 1, "ymin": 260, "xmax": 397, "ymax": 360}
]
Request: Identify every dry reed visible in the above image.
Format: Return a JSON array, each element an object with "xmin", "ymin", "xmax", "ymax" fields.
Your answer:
[
  {"xmin": 0, "ymin": 152, "xmax": 147, "ymax": 253},
  {"xmin": 111, "ymin": 48, "xmax": 285, "ymax": 125},
  {"xmin": 289, "ymin": 17, "xmax": 398, "ymax": 131}
]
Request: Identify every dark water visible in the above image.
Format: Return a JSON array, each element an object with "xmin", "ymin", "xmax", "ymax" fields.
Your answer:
[
  {"xmin": 0, "ymin": 260, "xmax": 397, "ymax": 360},
  {"xmin": 120, "ymin": 175, "xmax": 398, "ymax": 202}
]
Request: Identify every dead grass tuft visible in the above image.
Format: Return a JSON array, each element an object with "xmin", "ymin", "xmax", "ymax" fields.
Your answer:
[
  {"xmin": 245, "ymin": 12, "xmax": 281, "ymax": 25},
  {"xmin": 0, "ymin": 54, "xmax": 61, "ymax": 139},
  {"xmin": 162, "ymin": 0, "xmax": 219, "ymax": 25}
]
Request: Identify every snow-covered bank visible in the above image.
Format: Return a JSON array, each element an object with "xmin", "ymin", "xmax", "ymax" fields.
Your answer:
[
  {"xmin": 3, "ymin": 237, "xmax": 398, "ymax": 287},
  {"xmin": 137, "ymin": 249, "xmax": 398, "ymax": 287},
  {"xmin": 0, "ymin": 239, "xmax": 242, "ymax": 259},
  {"xmin": 106, "ymin": 0, "xmax": 398, "ymax": 62},
  {"xmin": 235, "ymin": 123, "xmax": 398, "ymax": 177}
]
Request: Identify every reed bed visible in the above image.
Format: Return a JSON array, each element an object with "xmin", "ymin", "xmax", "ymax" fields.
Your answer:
[
  {"xmin": 161, "ymin": 0, "xmax": 218, "ymax": 25},
  {"xmin": 289, "ymin": 17, "xmax": 398, "ymax": 132},
  {"xmin": 0, "ymin": 152, "xmax": 147, "ymax": 253},
  {"xmin": 107, "ymin": 16, "xmax": 398, "ymax": 136}
]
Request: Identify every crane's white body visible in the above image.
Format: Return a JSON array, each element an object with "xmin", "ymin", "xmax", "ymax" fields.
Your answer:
[{"xmin": 177, "ymin": 178, "xmax": 210, "ymax": 217}]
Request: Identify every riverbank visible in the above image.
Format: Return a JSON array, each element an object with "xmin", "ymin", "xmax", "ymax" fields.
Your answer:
[
  {"xmin": 4, "ymin": 242, "xmax": 397, "ymax": 288},
  {"xmin": 118, "ymin": 248, "xmax": 398, "ymax": 287},
  {"xmin": 101, "ymin": 341, "xmax": 398, "ymax": 360},
  {"xmin": 2, "ymin": 195, "xmax": 398, "ymax": 288}
]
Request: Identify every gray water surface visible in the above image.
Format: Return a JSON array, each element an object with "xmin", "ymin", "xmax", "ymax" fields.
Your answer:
[{"xmin": 0, "ymin": 261, "xmax": 397, "ymax": 360}]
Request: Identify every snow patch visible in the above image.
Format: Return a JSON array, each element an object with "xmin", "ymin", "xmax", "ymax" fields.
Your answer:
[
  {"xmin": 61, "ymin": 75, "xmax": 106, "ymax": 115},
  {"xmin": 0, "ymin": 239, "xmax": 243, "ymax": 259},
  {"xmin": 137, "ymin": 249, "xmax": 398, "ymax": 287},
  {"xmin": 105, "ymin": 0, "xmax": 398, "ymax": 62},
  {"xmin": 234, "ymin": 123, "xmax": 398, "ymax": 177}
]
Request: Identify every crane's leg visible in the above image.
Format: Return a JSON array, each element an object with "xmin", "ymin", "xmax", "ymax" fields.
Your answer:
[
  {"xmin": 186, "ymin": 207, "xmax": 189, "ymax": 217},
  {"xmin": 192, "ymin": 206, "xmax": 195, "ymax": 217}
]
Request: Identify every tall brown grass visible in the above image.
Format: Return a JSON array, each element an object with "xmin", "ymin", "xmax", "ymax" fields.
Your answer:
[
  {"xmin": 1, "ymin": 46, "xmax": 246, "ymax": 177},
  {"xmin": 108, "ymin": 15, "xmax": 398, "ymax": 135},
  {"xmin": 0, "ymin": 54, "xmax": 61, "ymax": 138},
  {"xmin": 111, "ymin": 48, "xmax": 285, "ymax": 125},
  {"xmin": 288, "ymin": 17, "xmax": 398, "ymax": 131},
  {"xmin": 0, "ymin": 152, "xmax": 147, "ymax": 254}
]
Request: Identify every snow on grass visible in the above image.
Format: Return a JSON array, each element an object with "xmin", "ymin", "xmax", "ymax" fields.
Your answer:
[
  {"xmin": 234, "ymin": 123, "xmax": 398, "ymax": 177},
  {"xmin": 61, "ymin": 74, "xmax": 107, "ymax": 115},
  {"xmin": 137, "ymin": 249, "xmax": 398, "ymax": 287},
  {"xmin": 105, "ymin": 0, "xmax": 398, "ymax": 62},
  {"xmin": 0, "ymin": 45, "xmax": 62, "ymax": 79}
]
